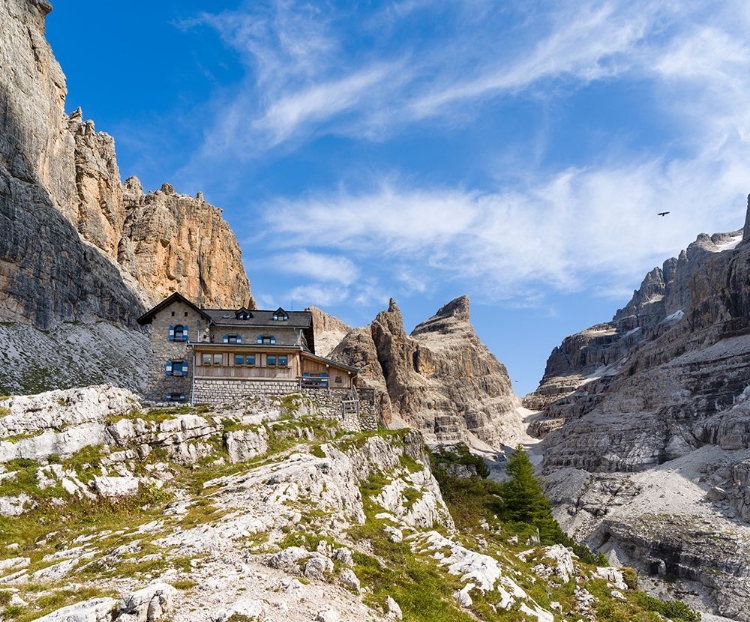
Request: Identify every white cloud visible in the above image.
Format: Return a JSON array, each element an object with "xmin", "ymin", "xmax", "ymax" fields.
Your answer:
[
  {"xmin": 286, "ymin": 283, "xmax": 350, "ymax": 308},
  {"xmin": 271, "ymin": 250, "xmax": 360, "ymax": 286},
  {"xmin": 252, "ymin": 63, "xmax": 399, "ymax": 147},
  {"xmin": 257, "ymin": 153, "xmax": 750, "ymax": 302},
  {"xmin": 186, "ymin": 0, "xmax": 695, "ymax": 157},
  {"xmin": 189, "ymin": 0, "xmax": 750, "ymax": 307}
]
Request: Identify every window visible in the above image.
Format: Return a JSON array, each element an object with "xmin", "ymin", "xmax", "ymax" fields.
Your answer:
[
  {"xmin": 257, "ymin": 335, "xmax": 276, "ymax": 345},
  {"xmin": 202, "ymin": 353, "xmax": 211, "ymax": 365},
  {"xmin": 278, "ymin": 355, "xmax": 288, "ymax": 367},
  {"xmin": 165, "ymin": 361, "xmax": 189, "ymax": 376},
  {"xmin": 165, "ymin": 392, "xmax": 186, "ymax": 402},
  {"xmin": 170, "ymin": 325, "xmax": 188, "ymax": 342},
  {"xmin": 223, "ymin": 335, "xmax": 242, "ymax": 344},
  {"xmin": 213, "ymin": 353, "xmax": 223, "ymax": 365},
  {"xmin": 267, "ymin": 355, "xmax": 276, "ymax": 366},
  {"xmin": 272, "ymin": 308, "xmax": 289, "ymax": 321},
  {"xmin": 235, "ymin": 308, "xmax": 253, "ymax": 320},
  {"xmin": 234, "ymin": 354, "xmax": 256, "ymax": 366}
]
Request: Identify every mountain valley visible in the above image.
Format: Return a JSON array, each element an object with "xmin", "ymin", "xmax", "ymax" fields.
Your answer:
[{"xmin": 2, "ymin": 1, "xmax": 750, "ymax": 621}]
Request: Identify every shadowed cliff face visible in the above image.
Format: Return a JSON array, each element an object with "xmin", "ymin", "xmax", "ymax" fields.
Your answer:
[
  {"xmin": 0, "ymin": 0, "xmax": 253, "ymax": 326},
  {"xmin": 0, "ymin": 83, "xmax": 145, "ymax": 328},
  {"xmin": 331, "ymin": 296, "xmax": 523, "ymax": 446}
]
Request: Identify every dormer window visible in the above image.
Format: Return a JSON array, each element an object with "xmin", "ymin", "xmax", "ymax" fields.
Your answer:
[
  {"xmin": 272, "ymin": 308, "xmax": 289, "ymax": 321},
  {"xmin": 235, "ymin": 307, "xmax": 253, "ymax": 320},
  {"xmin": 257, "ymin": 335, "xmax": 276, "ymax": 345},
  {"xmin": 223, "ymin": 335, "xmax": 242, "ymax": 344}
]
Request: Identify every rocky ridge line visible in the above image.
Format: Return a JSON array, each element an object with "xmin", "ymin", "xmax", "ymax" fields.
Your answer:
[
  {"xmin": 529, "ymin": 200, "xmax": 750, "ymax": 619},
  {"xmin": 0, "ymin": 384, "xmax": 676, "ymax": 622}
]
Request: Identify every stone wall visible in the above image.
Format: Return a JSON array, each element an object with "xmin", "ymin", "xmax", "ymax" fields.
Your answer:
[
  {"xmin": 143, "ymin": 300, "xmax": 210, "ymax": 401},
  {"xmin": 191, "ymin": 379, "xmax": 378, "ymax": 431},
  {"xmin": 192, "ymin": 378, "xmax": 299, "ymax": 404}
]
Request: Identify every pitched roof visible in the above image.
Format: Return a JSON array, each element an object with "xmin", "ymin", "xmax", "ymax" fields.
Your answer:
[
  {"xmin": 137, "ymin": 292, "xmax": 212, "ymax": 325},
  {"xmin": 203, "ymin": 308, "xmax": 312, "ymax": 328},
  {"xmin": 301, "ymin": 351, "xmax": 358, "ymax": 374}
]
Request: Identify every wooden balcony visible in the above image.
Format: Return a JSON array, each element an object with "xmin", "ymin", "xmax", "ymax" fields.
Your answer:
[{"xmin": 194, "ymin": 366, "xmax": 293, "ymax": 380}]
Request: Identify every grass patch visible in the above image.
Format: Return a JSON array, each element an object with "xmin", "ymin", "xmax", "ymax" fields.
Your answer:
[
  {"xmin": 310, "ymin": 444, "xmax": 326, "ymax": 459},
  {"xmin": 0, "ymin": 483, "xmax": 174, "ymax": 561},
  {"xmin": 0, "ymin": 459, "xmax": 40, "ymax": 497},
  {"xmin": 171, "ymin": 578, "xmax": 198, "ymax": 590},
  {"xmin": 7, "ymin": 586, "xmax": 112, "ymax": 622},
  {"xmin": 180, "ymin": 497, "xmax": 231, "ymax": 528},
  {"xmin": 430, "ymin": 444, "xmax": 490, "ymax": 478},
  {"xmin": 61, "ymin": 445, "xmax": 106, "ymax": 483},
  {"xmin": 349, "ymin": 505, "xmax": 472, "ymax": 622}
]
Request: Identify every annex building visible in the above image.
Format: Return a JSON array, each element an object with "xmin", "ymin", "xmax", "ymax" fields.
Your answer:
[{"xmin": 137, "ymin": 293, "xmax": 366, "ymax": 417}]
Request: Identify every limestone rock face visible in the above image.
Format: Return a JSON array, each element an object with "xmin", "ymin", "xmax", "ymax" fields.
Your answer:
[
  {"xmin": 306, "ymin": 306, "xmax": 352, "ymax": 358},
  {"xmin": 0, "ymin": 0, "xmax": 76, "ymax": 216},
  {"xmin": 331, "ymin": 296, "xmax": 522, "ymax": 445},
  {"xmin": 0, "ymin": 0, "xmax": 253, "ymax": 330},
  {"xmin": 533, "ymin": 203, "xmax": 750, "ymax": 618},
  {"xmin": 67, "ymin": 110, "xmax": 124, "ymax": 258},
  {"xmin": 0, "ymin": 0, "xmax": 143, "ymax": 328},
  {"xmin": 119, "ymin": 181, "xmax": 253, "ymax": 309}
]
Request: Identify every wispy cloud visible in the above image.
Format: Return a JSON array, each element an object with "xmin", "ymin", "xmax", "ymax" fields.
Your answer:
[
  {"xmin": 182, "ymin": 0, "xmax": 750, "ymax": 307},
  {"xmin": 185, "ymin": 0, "xmax": 697, "ymax": 159},
  {"xmin": 257, "ymin": 153, "xmax": 749, "ymax": 302},
  {"xmin": 271, "ymin": 250, "xmax": 359, "ymax": 286}
]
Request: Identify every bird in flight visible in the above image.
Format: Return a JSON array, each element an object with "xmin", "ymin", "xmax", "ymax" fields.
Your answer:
[{"xmin": 657, "ymin": 211, "xmax": 670, "ymax": 217}]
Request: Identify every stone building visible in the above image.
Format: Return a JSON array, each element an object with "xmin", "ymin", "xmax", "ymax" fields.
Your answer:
[{"xmin": 137, "ymin": 293, "xmax": 360, "ymax": 406}]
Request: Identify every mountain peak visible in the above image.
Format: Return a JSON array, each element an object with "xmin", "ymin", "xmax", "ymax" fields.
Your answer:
[{"xmin": 434, "ymin": 295, "xmax": 470, "ymax": 321}]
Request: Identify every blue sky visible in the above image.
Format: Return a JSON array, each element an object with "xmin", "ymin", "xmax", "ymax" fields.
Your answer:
[{"xmin": 46, "ymin": 1, "xmax": 750, "ymax": 396}]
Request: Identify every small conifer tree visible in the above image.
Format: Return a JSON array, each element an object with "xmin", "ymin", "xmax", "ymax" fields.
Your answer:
[{"xmin": 501, "ymin": 444, "xmax": 562, "ymax": 543}]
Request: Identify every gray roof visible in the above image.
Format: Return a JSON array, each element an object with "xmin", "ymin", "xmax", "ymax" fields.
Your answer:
[{"xmin": 203, "ymin": 308, "xmax": 312, "ymax": 328}]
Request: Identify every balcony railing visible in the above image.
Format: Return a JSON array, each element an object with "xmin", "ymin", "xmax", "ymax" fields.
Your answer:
[{"xmin": 194, "ymin": 366, "xmax": 293, "ymax": 379}]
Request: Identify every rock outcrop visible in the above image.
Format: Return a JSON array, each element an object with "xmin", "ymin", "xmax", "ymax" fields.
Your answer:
[
  {"xmin": 119, "ymin": 179, "xmax": 252, "ymax": 309},
  {"xmin": 305, "ymin": 306, "xmax": 351, "ymax": 358},
  {"xmin": 331, "ymin": 296, "xmax": 523, "ymax": 445},
  {"xmin": 0, "ymin": 384, "xmax": 684, "ymax": 622},
  {"xmin": 0, "ymin": 0, "xmax": 253, "ymax": 333},
  {"xmin": 531, "ymin": 201, "xmax": 750, "ymax": 618}
]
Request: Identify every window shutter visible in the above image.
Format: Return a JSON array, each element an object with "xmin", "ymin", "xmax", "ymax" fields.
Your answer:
[
  {"xmin": 184, "ymin": 361, "xmax": 189, "ymax": 375},
  {"xmin": 183, "ymin": 327, "xmax": 188, "ymax": 342},
  {"xmin": 169, "ymin": 326, "xmax": 175, "ymax": 341},
  {"xmin": 257, "ymin": 336, "xmax": 262, "ymax": 344},
  {"xmin": 271, "ymin": 336, "xmax": 276, "ymax": 345},
  {"xmin": 165, "ymin": 361, "xmax": 173, "ymax": 376},
  {"xmin": 223, "ymin": 335, "xmax": 229, "ymax": 343},
  {"xmin": 236, "ymin": 335, "xmax": 242, "ymax": 344}
]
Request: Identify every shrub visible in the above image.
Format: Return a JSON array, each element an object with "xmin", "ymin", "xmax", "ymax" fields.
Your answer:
[{"xmin": 429, "ymin": 443, "xmax": 490, "ymax": 478}]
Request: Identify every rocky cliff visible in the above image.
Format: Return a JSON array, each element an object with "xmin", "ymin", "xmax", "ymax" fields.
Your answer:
[
  {"xmin": 331, "ymin": 296, "xmax": 524, "ymax": 446},
  {"xmin": 529, "ymin": 199, "xmax": 750, "ymax": 619},
  {"xmin": 0, "ymin": 384, "xmax": 698, "ymax": 622},
  {"xmin": 0, "ymin": 0, "xmax": 253, "ymax": 331},
  {"xmin": 306, "ymin": 306, "xmax": 351, "ymax": 358},
  {"xmin": 0, "ymin": 0, "xmax": 253, "ymax": 393}
]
